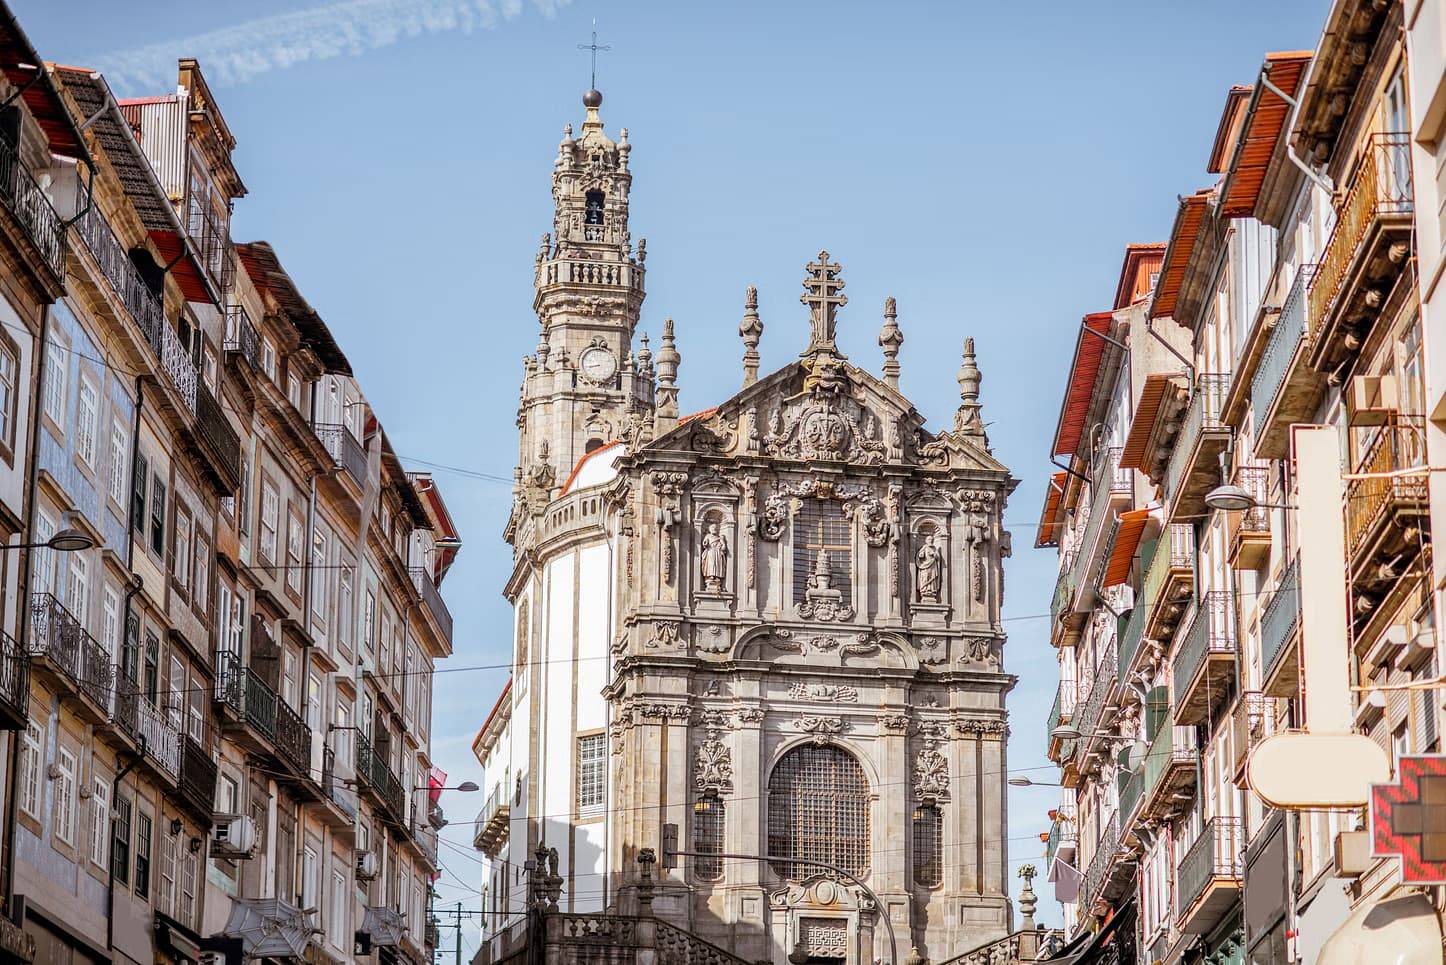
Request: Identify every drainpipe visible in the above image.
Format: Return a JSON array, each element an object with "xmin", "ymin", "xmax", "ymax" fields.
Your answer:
[
  {"xmin": 105, "ymin": 744, "xmax": 142, "ymax": 952},
  {"xmin": 1259, "ymin": 63, "xmax": 1335, "ymax": 199},
  {"xmin": 4, "ymin": 303, "xmax": 52, "ymax": 914}
]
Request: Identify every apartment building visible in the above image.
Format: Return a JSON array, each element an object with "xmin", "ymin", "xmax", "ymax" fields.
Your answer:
[
  {"xmin": 1040, "ymin": 1, "xmax": 1443, "ymax": 961},
  {"xmin": 0, "ymin": 6, "xmax": 460, "ymax": 965}
]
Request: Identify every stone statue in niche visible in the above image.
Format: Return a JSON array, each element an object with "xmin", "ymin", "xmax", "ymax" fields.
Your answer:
[
  {"xmin": 700, "ymin": 522, "xmax": 730, "ymax": 592},
  {"xmin": 915, "ymin": 533, "xmax": 943, "ymax": 604}
]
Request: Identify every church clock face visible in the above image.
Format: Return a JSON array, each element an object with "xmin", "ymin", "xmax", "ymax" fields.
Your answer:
[{"xmin": 580, "ymin": 346, "xmax": 618, "ymax": 383}]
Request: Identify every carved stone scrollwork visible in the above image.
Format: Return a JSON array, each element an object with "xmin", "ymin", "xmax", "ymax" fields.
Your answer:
[
  {"xmin": 913, "ymin": 746, "xmax": 950, "ymax": 801},
  {"xmin": 880, "ymin": 714, "xmax": 911, "ymax": 734},
  {"xmin": 916, "ymin": 637, "xmax": 946, "ymax": 665},
  {"xmin": 694, "ymin": 728, "xmax": 733, "ymax": 794},
  {"xmin": 764, "ymin": 383, "xmax": 884, "ymax": 466},
  {"xmin": 736, "ymin": 708, "xmax": 764, "ymax": 724},
  {"xmin": 760, "ymin": 491, "xmax": 789, "ymax": 541},
  {"xmin": 788, "ymin": 682, "xmax": 860, "ymax": 703},
  {"xmin": 961, "ymin": 634, "xmax": 999, "ymax": 668},
  {"xmin": 794, "ymin": 716, "xmax": 846, "ymax": 743},
  {"xmin": 645, "ymin": 621, "xmax": 681, "ymax": 650},
  {"xmin": 954, "ymin": 718, "xmax": 1008, "ymax": 739}
]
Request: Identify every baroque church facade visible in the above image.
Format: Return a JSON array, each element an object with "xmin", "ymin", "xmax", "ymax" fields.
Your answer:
[{"xmin": 475, "ymin": 89, "xmax": 1021, "ymax": 965}]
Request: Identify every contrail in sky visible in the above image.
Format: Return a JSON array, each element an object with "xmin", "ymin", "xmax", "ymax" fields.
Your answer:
[{"xmin": 95, "ymin": 0, "xmax": 567, "ymax": 91}]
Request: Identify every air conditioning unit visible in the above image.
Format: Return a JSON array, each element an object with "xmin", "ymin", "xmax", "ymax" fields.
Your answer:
[
  {"xmin": 355, "ymin": 849, "xmax": 379, "ymax": 881},
  {"xmin": 210, "ymin": 815, "xmax": 258, "ymax": 858},
  {"xmin": 1347, "ymin": 375, "xmax": 1398, "ymax": 426}
]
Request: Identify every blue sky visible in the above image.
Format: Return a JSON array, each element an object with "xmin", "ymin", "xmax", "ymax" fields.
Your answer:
[{"xmin": 21, "ymin": 0, "xmax": 1323, "ymax": 949}]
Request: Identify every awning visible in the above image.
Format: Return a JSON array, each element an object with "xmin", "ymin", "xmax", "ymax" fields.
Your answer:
[
  {"xmin": 361, "ymin": 907, "xmax": 405, "ymax": 948},
  {"xmin": 1149, "ymin": 192, "xmax": 1210, "ymax": 320},
  {"xmin": 1049, "ymin": 855, "xmax": 1082, "ymax": 904},
  {"xmin": 1101, "ymin": 508, "xmax": 1152, "ymax": 587},
  {"xmin": 1318, "ymin": 891, "xmax": 1442, "ymax": 965},
  {"xmin": 1220, "ymin": 52, "xmax": 1312, "ymax": 218},
  {"xmin": 221, "ymin": 896, "xmax": 314, "ymax": 959},
  {"xmin": 1120, "ymin": 373, "xmax": 1183, "ymax": 471},
  {"xmin": 1036, "ymin": 471, "xmax": 1069, "ymax": 548},
  {"xmin": 1041, "ymin": 898, "xmax": 1137, "ymax": 964},
  {"xmin": 1052, "ymin": 312, "xmax": 1117, "ymax": 456}
]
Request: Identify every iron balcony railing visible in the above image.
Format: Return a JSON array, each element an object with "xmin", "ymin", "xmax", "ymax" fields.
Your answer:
[
  {"xmin": 1050, "ymin": 558, "xmax": 1076, "ymax": 630},
  {"xmin": 136, "ymin": 698, "xmax": 180, "ymax": 779},
  {"xmin": 1261, "ymin": 558, "xmax": 1301, "ymax": 677},
  {"xmin": 1173, "ymin": 591, "xmax": 1239, "ymax": 703},
  {"xmin": 1081, "ymin": 812, "xmax": 1122, "ymax": 913},
  {"xmin": 1309, "ymin": 133, "xmax": 1414, "ymax": 337},
  {"xmin": 0, "ymin": 134, "xmax": 63, "ymax": 277},
  {"xmin": 0, "ymin": 630, "xmax": 28, "ymax": 728},
  {"xmin": 186, "ymin": 195, "xmax": 235, "ymax": 294},
  {"xmin": 1178, "ymin": 817, "xmax": 1243, "ymax": 916},
  {"xmin": 1231, "ymin": 464, "xmax": 1272, "ymax": 533},
  {"xmin": 1136, "ymin": 725, "xmax": 1196, "ymax": 814},
  {"xmin": 1074, "ymin": 637, "xmax": 1118, "ymax": 753},
  {"xmin": 215, "ymin": 650, "xmax": 279, "ymax": 743},
  {"xmin": 410, "ymin": 567, "xmax": 453, "ymax": 644},
  {"xmin": 1046, "ymin": 805, "xmax": 1077, "ymax": 863},
  {"xmin": 274, "ymin": 698, "xmax": 313, "ymax": 778},
  {"xmin": 196, "ymin": 384, "xmax": 241, "ymax": 486},
  {"xmin": 156, "ymin": 309, "xmax": 198, "ymax": 412},
  {"xmin": 1345, "ymin": 416, "xmax": 1427, "ymax": 555},
  {"xmin": 179, "ymin": 733, "xmax": 218, "ymax": 821},
  {"xmin": 29, "ymin": 594, "xmax": 113, "ymax": 710},
  {"xmin": 1232, "ymin": 691, "xmax": 1279, "ymax": 778},
  {"xmin": 1165, "ymin": 373, "xmax": 1232, "ymax": 506},
  {"xmin": 1116, "ymin": 598, "xmax": 1149, "ymax": 684},
  {"xmin": 313, "ymin": 423, "xmax": 368, "ymax": 487},
  {"xmin": 1119, "ymin": 769, "xmax": 1144, "ymax": 825},
  {"xmin": 1252, "ymin": 265, "xmax": 1316, "ymax": 425},
  {"xmin": 1140, "ymin": 524, "xmax": 1194, "ymax": 609},
  {"xmin": 73, "ymin": 204, "xmax": 165, "ymax": 347},
  {"xmin": 111, "ymin": 679, "xmax": 141, "ymax": 743},
  {"xmin": 355, "ymin": 732, "xmax": 406, "ymax": 826},
  {"xmin": 224, "ymin": 304, "xmax": 261, "ymax": 368}
]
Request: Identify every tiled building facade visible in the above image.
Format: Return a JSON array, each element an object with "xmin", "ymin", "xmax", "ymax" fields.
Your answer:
[{"xmin": 0, "ymin": 7, "xmax": 460, "ymax": 965}]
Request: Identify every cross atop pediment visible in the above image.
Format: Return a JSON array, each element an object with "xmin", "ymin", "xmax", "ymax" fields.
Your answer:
[{"xmin": 800, "ymin": 250, "xmax": 847, "ymax": 357}]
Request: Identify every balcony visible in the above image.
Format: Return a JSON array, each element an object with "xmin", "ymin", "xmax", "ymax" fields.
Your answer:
[
  {"xmin": 274, "ymin": 699, "xmax": 315, "ymax": 786},
  {"xmin": 1308, "ymin": 134, "xmax": 1414, "ymax": 374},
  {"xmin": 355, "ymin": 732, "xmax": 407, "ymax": 830},
  {"xmin": 1046, "ymin": 683, "xmax": 1073, "ymax": 764},
  {"xmin": 28, "ymin": 594, "xmax": 113, "ymax": 723},
  {"xmin": 0, "ymin": 134, "xmax": 63, "ymax": 283},
  {"xmin": 313, "ymin": 422, "xmax": 368, "ymax": 489},
  {"xmin": 1080, "ymin": 813, "xmax": 1129, "ymax": 916},
  {"xmin": 536, "ymin": 256, "xmax": 643, "ymax": 294},
  {"xmin": 1345, "ymin": 417, "xmax": 1428, "ymax": 587},
  {"xmin": 1049, "ymin": 557, "xmax": 1078, "ymax": 643},
  {"xmin": 1252, "ymin": 265, "xmax": 1318, "ymax": 459},
  {"xmin": 1177, "ymin": 817, "xmax": 1243, "ymax": 935},
  {"xmin": 1165, "ymin": 374, "xmax": 1233, "ymax": 522},
  {"xmin": 187, "ymin": 195, "xmax": 235, "ymax": 295},
  {"xmin": 1225, "ymin": 464, "xmax": 1272, "ymax": 570},
  {"xmin": 195, "ymin": 384, "xmax": 242, "ymax": 494},
  {"xmin": 1142, "ymin": 524, "xmax": 1195, "ymax": 644},
  {"xmin": 1261, "ymin": 559, "xmax": 1301, "ymax": 700},
  {"xmin": 1130, "ymin": 725, "xmax": 1197, "ymax": 824},
  {"xmin": 135, "ymin": 696, "xmax": 181, "ymax": 781},
  {"xmin": 410, "ymin": 567, "xmax": 453, "ymax": 647},
  {"xmin": 474, "ymin": 786, "xmax": 512, "ymax": 857},
  {"xmin": 1116, "ymin": 599, "xmax": 1150, "ymax": 688},
  {"xmin": 1073, "ymin": 640, "xmax": 1118, "ymax": 769},
  {"xmin": 1230, "ymin": 692, "xmax": 1281, "ymax": 787},
  {"xmin": 224, "ymin": 305, "xmax": 261, "ymax": 368},
  {"xmin": 0, "ymin": 631, "xmax": 29, "ymax": 730},
  {"xmin": 1046, "ymin": 804, "xmax": 1077, "ymax": 867},
  {"xmin": 1172, "ymin": 592, "xmax": 1238, "ymax": 725},
  {"xmin": 72, "ymin": 205, "xmax": 166, "ymax": 346},
  {"xmin": 178, "ymin": 734, "xmax": 218, "ymax": 824}
]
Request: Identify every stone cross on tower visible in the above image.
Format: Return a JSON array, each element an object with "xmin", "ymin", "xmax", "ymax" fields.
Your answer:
[{"xmin": 800, "ymin": 250, "xmax": 848, "ymax": 357}]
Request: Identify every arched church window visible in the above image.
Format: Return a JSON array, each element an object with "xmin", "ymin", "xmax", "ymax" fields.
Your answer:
[
  {"xmin": 767, "ymin": 745, "xmax": 870, "ymax": 880},
  {"xmin": 585, "ymin": 190, "xmax": 605, "ymax": 225},
  {"xmin": 692, "ymin": 793, "xmax": 725, "ymax": 882},
  {"xmin": 792, "ymin": 500, "xmax": 852, "ymax": 605},
  {"xmin": 585, "ymin": 437, "xmax": 605, "ymax": 454},
  {"xmin": 912, "ymin": 802, "xmax": 943, "ymax": 887}
]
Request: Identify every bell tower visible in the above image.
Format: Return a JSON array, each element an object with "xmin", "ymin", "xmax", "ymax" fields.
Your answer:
[{"xmin": 513, "ymin": 89, "xmax": 652, "ymax": 536}]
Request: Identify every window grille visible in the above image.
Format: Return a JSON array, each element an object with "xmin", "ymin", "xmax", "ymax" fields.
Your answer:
[
  {"xmin": 767, "ymin": 745, "xmax": 870, "ymax": 880},
  {"xmin": 792, "ymin": 500, "xmax": 852, "ymax": 604},
  {"xmin": 692, "ymin": 799, "xmax": 725, "ymax": 882},
  {"xmin": 913, "ymin": 804, "xmax": 943, "ymax": 887},
  {"xmin": 576, "ymin": 735, "xmax": 606, "ymax": 812}
]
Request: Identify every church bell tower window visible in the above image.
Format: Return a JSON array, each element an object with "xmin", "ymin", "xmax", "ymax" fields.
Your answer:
[
  {"xmin": 767, "ymin": 745, "xmax": 870, "ymax": 880},
  {"xmin": 792, "ymin": 501, "xmax": 852, "ymax": 605},
  {"xmin": 584, "ymin": 190, "xmax": 605, "ymax": 225}
]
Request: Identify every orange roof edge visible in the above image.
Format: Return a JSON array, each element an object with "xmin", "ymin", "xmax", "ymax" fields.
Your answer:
[
  {"xmin": 1113, "ymin": 243, "xmax": 1167, "ymax": 311},
  {"xmin": 1149, "ymin": 192, "xmax": 1211, "ymax": 321},
  {"xmin": 1035, "ymin": 471, "xmax": 1069, "ymax": 548},
  {"xmin": 559, "ymin": 439, "xmax": 624, "ymax": 496},
  {"xmin": 1219, "ymin": 51, "xmax": 1313, "ymax": 219},
  {"xmin": 1051, "ymin": 312, "xmax": 1117, "ymax": 457}
]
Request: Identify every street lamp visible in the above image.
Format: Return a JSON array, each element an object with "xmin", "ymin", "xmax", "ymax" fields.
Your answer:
[
  {"xmin": 3, "ymin": 513, "xmax": 95, "ymax": 553},
  {"xmin": 1008, "ymin": 776, "xmax": 1063, "ymax": 788},
  {"xmin": 1203, "ymin": 483, "xmax": 1296, "ymax": 513},
  {"xmin": 1050, "ymin": 723, "xmax": 1132, "ymax": 743}
]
